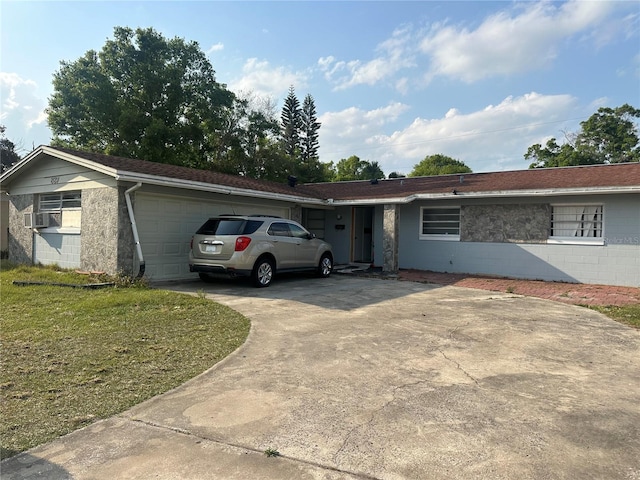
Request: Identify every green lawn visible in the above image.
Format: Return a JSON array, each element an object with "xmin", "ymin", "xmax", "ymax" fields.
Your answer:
[{"xmin": 0, "ymin": 264, "xmax": 250, "ymax": 460}]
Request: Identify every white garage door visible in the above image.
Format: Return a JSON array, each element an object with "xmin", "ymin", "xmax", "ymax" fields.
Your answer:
[{"xmin": 135, "ymin": 194, "xmax": 290, "ymax": 281}]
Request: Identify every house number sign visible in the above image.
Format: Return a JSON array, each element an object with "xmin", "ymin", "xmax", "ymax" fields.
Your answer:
[{"xmin": 50, "ymin": 176, "xmax": 60, "ymax": 184}]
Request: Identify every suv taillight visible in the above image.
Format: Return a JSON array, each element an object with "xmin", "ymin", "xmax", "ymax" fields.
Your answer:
[{"xmin": 235, "ymin": 236, "xmax": 252, "ymax": 252}]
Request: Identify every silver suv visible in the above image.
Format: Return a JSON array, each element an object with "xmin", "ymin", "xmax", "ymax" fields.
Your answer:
[{"xmin": 189, "ymin": 215, "xmax": 333, "ymax": 287}]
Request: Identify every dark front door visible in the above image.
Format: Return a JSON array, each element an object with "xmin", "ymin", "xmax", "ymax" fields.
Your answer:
[{"xmin": 352, "ymin": 207, "xmax": 373, "ymax": 263}]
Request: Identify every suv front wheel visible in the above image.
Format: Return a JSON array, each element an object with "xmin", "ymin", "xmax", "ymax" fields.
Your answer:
[
  {"xmin": 318, "ymin": 253, "xmax": 333, "ymax": 278},
  {"xmin": 252, "ymin": 257, "xmax": 275, "ymax": 287}
]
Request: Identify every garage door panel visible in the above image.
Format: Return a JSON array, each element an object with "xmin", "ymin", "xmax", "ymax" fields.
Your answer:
[
  {"xmin": 136, "ymin": 194, "xmax": 289, "ymax": 281},
  {"xmin": 163, "ymin": 243, "xmax": 180, "ymax": 255}
]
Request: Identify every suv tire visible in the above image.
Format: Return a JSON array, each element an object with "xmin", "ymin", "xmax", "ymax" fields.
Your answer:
[
  {"xmin": 252, "ymin": 257, "xmax": 275, "ymax": 288},
  {"xmin": 318, "ymin": 253, "xmax": 333, "ymax": 278}
]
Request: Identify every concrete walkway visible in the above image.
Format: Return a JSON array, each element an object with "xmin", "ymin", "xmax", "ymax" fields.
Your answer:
[{"xmin": 2, "ymin": 275, "xmax": 639, "ymax": 479}]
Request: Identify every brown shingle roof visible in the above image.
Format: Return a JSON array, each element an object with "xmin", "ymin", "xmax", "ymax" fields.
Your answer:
[
  {"xmin": 45, "ymin": 147, "xmax": 640, "ymax": 202},
  {"xmin": 304, "ymin": 162, "xmax": 640, "ymax": 201},
  {"xmin": 49, "ymin": 146, "xmax": 320, "ymax": 199}
]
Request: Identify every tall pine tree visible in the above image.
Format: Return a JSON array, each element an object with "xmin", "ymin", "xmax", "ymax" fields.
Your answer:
[
  {"xmin": 281, "ymin": 86, "xmax": 301, "ymax": 158},
  {"xmin": 280, "ymin": 87, "xmax": 330, "ymax": 183},
  {"xmin": 301, "ymin": 94, "xmax": 320, "ymax": 164}
]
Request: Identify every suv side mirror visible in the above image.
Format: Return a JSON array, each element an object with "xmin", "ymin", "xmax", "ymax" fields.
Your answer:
[{"xmin": 307, "ymin": 233, "xmax": 316, "ymax": 240}]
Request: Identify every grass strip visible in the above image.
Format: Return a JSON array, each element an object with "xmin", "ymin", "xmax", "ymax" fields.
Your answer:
[{"xmin": 591, "ymin": 304, "xmax": 640, "ymax": 329}]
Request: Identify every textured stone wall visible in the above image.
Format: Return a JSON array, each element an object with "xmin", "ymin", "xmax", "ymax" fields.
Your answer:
[
  {"xmin": 80, "ymin": 187, "xmax": 123, "ymax": 274},
  {"xmin": 383, "ymin": 204, "xmax": 399, "ymax": 272},
  {"xmin": 1, "ymin": 198, "xmax": 8, "ymax": 251},
  {"xmin": 460, "ymin": 204, "xmax": 550, "ymax": 243},
  {"xmin": 8, "ymin": 194, "xmax": 34, "ymax": 265}
]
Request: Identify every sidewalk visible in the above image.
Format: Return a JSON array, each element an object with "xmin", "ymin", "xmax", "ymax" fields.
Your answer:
[{"xmin": 397, "ymin": 269, "xmax": 640, "ymax": 307}]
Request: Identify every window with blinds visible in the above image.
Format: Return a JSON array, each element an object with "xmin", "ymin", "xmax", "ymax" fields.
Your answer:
[
  {"xmin": 550, "ymin": 205, "xmax": 603, "ymax": 239},
  {"xmin": 39, "ymin": 192, "xmax": 81, "ymax": 211},
  {"xmin": 420, "ymin": 207, "xmax": 460, "ymax": 240}
]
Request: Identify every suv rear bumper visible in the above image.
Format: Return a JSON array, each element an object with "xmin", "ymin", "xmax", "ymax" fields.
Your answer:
[{"xmin": 189, "ymin": 264, "xmax": 252, "ymax": 277}]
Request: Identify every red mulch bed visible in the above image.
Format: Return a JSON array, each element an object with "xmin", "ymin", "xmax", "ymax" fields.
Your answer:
[{"xmin": 398, "ymin": 269, "xmax": 640, "ymax": 307}]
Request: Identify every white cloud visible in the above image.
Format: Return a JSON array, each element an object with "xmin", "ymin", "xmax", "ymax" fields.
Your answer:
[
  {"xmin": 318, "ymin": 1, "xmax": 632, "ymax": 92},
  {"xmin": 206, "ymin": 42, "xmax": 224, "ymax": 55},
  {"xmin": 228, "ymin": 58, "xmax": 309, "ymax": 101},
  {"xmin": 318, "ymin": 102, "xmax": 410, "ymax": 161},
  {"xmin": 420, "ymin": 0, "xmax": 618, "ymax": 83},
  {"xmin": 319, "ymin": 26, "xmax": 416, "ymax": 91},
  {"xmin": 319, "ymin": 92, "xmax": 583, "ymax": 174},
  {"xmin": 0, "ymin": 72, "xmax": 50, "ymax": 149}
]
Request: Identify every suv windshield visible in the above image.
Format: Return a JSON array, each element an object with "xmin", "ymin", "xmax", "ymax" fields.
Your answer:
[{"xmin": 196, "ymin": 219, "xmax": 263, "ymax": 235}]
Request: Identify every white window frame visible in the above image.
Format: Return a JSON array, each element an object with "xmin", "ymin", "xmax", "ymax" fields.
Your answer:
[
  {"xmin": 548, "ymin": 204, "xmax": 604, "ymax": 245},
  {"xmin": 39, "ymin": 191, "xmax": 82, "ymax": 212},
  {"xmin": 419, "ymin": 206, "xmax": 460, "ymax": 241}
]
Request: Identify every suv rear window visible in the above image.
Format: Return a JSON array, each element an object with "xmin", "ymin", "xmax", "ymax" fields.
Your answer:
[{"xmin": 196, "ymin": 219, "xmax": 263, "ymax": 235}]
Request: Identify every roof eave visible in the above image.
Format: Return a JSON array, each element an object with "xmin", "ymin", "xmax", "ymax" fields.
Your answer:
[
  {"xmin": 0, "ymin": 146, "xmax": 120, "ymax": 186},
  {"xmin": 114, "ymin": 172, "xmax": 328, "ymax": 206},
  {"xmin": 328, "ymin": 186, "xmax": 640, "ymax": 205}
]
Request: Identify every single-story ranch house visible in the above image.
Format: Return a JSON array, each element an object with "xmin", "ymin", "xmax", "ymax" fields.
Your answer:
[{"xmin": 1, "ymin": 146, "xmax": 639, "ymax": 287}]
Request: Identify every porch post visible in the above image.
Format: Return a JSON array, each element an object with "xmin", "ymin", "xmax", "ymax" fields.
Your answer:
[
  {"xmin": 290, "ymin": 205, "xmax": 302, "ymax": 223},
  {"xmin": 382, "ymin": 203, "xmax": 399, "ymax": 273}
]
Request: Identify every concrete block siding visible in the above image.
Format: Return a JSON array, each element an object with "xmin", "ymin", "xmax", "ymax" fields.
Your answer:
[
  {"xmin": 34, "ymin": 232, "xmax": 81, "ymax": 269},
  {"xmin": 400, "ymin": 241, "xmax": 639, "ymax": 286},
  {"xmin": 399, "ymin": 194, "xmax": 640, "ymax": 287}
]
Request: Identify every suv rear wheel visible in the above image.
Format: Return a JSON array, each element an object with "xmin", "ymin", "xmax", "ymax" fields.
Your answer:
[{"xmin": 252, "ymin": 257, "xmax": 275, "ymax": 287}]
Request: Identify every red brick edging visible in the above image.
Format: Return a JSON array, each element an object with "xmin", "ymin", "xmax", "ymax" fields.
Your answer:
[{"xmin": 397, "ymin": 269, "xmax": 640, "ymax": 307}]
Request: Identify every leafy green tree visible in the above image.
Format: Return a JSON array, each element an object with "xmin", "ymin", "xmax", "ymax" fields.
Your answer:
[
  {"xmin": 212, "ymin": 91, "xmax": 291, "ymax": 180},
  {"xmin": 409, "ymin": 154, "xmax": 472, "ymax": 177},
  {"xmin": 526, "ymin": 104, "xmax": 640, "ymax": 168},
  {"xmin": 575, "ymin": 104, "xmax": 640, "ymax": 164},
  {"xmin": 333, "ymin": 156, "xmax": 385, "ymax": 181},
  {"xmin": 334, "ymin": 155, "xmax": 363, "ymax": 181},
  {"xmin": 525, "ymin": 138, "xmax": 586, "ymax": 168},
  {"xmin": 361, "ymin": 160, "xmax": 385, "ymax": 180},
  {"xmin": 47, "ymin": 27, "xmax": 234, "ymax": 167},
  {"xmin": 388, "ymin": 171, "xmax": 406, "ymax": 178},
  {"xmin": 0, "ymin": 125, "xmax": 21, "ymax": 173}
]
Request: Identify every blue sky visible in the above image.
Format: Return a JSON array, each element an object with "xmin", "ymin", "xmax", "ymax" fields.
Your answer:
[{"xmin": 1, "ymin": 1, "xmax": 639, "ymax": 174}]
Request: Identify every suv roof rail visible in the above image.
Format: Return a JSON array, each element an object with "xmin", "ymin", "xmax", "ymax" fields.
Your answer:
[{"xmin": 215, "ymin": 214, "xmax": 282, "ymax": 218}]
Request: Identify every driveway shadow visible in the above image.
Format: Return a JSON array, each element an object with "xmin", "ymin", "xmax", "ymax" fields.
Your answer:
[{"xmin": 1, "ymin": 453, "xmax": 72, "ymax": 479}]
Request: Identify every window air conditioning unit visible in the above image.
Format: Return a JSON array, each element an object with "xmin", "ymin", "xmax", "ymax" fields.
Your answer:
[{"xmin": 24, "ymin": 212, "xmax": 49, "ymax": 228}]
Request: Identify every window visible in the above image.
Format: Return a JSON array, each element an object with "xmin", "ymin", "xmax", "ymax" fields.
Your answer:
[
  {"xmin": 196, "ymin": 219, "xmax": 262, "ymax": 235},
  {"xmin": 420, "ymin": 207, "xmax": 460, "ymax": 240},
  {"xmin": 268, "ymin": 222, "xmax": 292, "ymax": 237},
  {"xmin": 550, "ymin": 205, "xmax": 603, "ymax": 244},
  {"xmin": 289, "ymin": 223, "xmax": 311, "ymax": 239},
  {"xmin": 39, "ymin": 192, "xmax": 81, "ymax": 211}
]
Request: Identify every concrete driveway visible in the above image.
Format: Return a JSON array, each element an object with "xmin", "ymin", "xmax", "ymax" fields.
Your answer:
[{"xmin": 3, "ymin": 275, "xmax": 639, "ymax": 479}]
